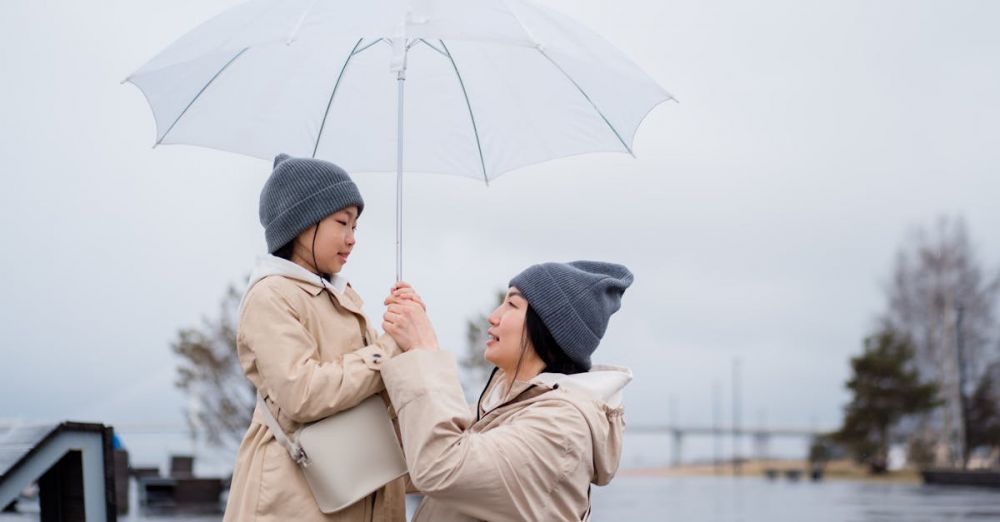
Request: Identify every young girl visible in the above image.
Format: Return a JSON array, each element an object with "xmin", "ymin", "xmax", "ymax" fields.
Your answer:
[
  {"xmin": 381, "ymin": 261, "xmax": 634, "ymax": 521},
  {"xmin": 223, "ymin": 154, "xmax": 406, "ymax": 522}
]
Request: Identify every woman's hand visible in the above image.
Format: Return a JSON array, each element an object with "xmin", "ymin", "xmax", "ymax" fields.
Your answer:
[{"xmin": 383, "ymin": 283, "xmax": 438, "ymax": 351}]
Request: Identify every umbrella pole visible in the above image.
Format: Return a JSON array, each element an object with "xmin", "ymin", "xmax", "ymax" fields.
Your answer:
[{"xmin": 395, "ymin": 69, "xmax": 405, "ymax": 282}]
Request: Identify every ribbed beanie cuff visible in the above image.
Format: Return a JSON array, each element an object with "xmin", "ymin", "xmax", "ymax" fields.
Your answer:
[{"xmin": 263, "ymin": 180, "xmax": 363, "ymax": 252}]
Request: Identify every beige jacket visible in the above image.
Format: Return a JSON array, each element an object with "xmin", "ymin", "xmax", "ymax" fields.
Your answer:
[
  {"xmin": 224, "ymin": 256, "xmax": 406, "ymax": 522},
  {"xmin": 381, "ymin": 350, "xmax": 631, "ymax": 522}
]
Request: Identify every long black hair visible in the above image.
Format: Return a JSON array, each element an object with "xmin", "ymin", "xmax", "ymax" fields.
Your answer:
[
  {"xmin": 273, "ymin": 240, "xmax": 295, "ymax": 261},
  {"xmin": 522, "ymin": 304, "xmax": 587, "ymax": 375}
]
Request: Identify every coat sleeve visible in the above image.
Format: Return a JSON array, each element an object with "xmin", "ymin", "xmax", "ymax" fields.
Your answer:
[
  {"xmin": 237, "ymin": 281, "xmax": 400, "ymax": 424},
  {"xmin": 381, "ymin": 350, "xmax": 590, "ymax": 522}
]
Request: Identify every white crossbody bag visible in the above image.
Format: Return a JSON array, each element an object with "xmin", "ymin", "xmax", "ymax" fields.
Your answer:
[{"xmin": 257, "ymin": 393, "xmax": 408, "ymax": 513}]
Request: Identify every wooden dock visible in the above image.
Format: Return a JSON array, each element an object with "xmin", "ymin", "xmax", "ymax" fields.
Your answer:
[{"xmin": 921, "ymin": 469, "xmax": 1000, "ymax": 489}]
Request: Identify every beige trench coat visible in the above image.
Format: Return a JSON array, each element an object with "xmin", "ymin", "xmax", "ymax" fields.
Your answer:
[
  {"xmin": 223, "ymin": 273, "xmax": 406, "ymax": 522},
  {"xmin": 381, "ymin": 350, "xmax": 630, "ymax": 522}
]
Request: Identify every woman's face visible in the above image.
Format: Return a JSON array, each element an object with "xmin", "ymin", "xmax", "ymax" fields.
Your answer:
[
  {"xmin": 294, "ymin": 206, "xmax": 358, "ymax": 274},
  {"xmin": 484, "ymin": 287, "xmax": 530, "ymax": 370}
]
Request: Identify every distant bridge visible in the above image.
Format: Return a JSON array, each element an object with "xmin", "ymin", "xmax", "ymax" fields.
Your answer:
[
  {"xmin": 628, "ymin": 424, "xmax": 830, "ymax": 467},
  {"xmin": 2, "ymin": 421, "xmax": 833, "ymax": 468}
]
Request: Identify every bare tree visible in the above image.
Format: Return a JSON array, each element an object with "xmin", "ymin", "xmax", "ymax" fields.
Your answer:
[
  {"xmin": 880, "ymin": 215, "xmax": 1000, "ymax": 465},
  {"xmin": 172, "ymin": 284, "xmax": 255, "ymax": 450},
  {"xmin": 458, "ymin": 290, "xmax": 505, "ymax": 401}
]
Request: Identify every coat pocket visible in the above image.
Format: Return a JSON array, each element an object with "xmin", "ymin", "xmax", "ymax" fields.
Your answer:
[{"xmin": 258, "ymin": 438, "xmax": 329, "ymax": 519}]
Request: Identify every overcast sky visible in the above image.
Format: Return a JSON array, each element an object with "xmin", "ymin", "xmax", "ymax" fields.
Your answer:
[{"xmin": 2, "ymin": 0, "xmax": 999, "ymax": 467}]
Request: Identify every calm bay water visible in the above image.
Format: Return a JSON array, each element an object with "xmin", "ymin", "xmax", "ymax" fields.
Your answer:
[
  {"xmin": 3, "ymin": 475, "xmax": 999, "ymax": 521},
  {"xmin": 592, "ymin": 476, "xmax": 1000, "ymax": 521}
]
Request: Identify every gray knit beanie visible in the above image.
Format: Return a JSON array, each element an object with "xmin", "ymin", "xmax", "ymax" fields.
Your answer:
[
  {"xmin": 509, "ymin": 261, "xmax": 634, "ymax": 370},
  {"xmin": 259, "ymin": 154, "xmax": 365, "ymax": 253}
]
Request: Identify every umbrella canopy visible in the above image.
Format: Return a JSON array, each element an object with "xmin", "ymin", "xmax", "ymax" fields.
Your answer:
[{"xmin": 126, "ymin": 0, "xmax": 672, "ymax": 182}]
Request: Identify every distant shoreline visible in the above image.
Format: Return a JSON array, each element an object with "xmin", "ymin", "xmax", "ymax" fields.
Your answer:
[{"xmin": 622, "ymin": 459, "xmax": 922, "ymax": 484}]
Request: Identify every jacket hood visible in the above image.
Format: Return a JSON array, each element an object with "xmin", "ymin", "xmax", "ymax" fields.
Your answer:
[
  {"xmin": 238, "ymin": 254, "xmax": 349, "ymax": 314},
  {"xmin": 532, "ymin": 365, "xmax": 632, "ymax": 485}
]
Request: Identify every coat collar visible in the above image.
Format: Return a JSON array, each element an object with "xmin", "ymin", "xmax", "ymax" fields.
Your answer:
[
  {"xmin": 479, "ymin": 364, "xmax": 634, "ymax": 414},
  {"xmin": 240, "ymin": 254, "xmax": 359, "ymax": 314},
  {"xmin": 479, "ymin": 368, "xmax": 551, "ymax": 416},
  {"xmin": 285, "ymin": 277, "xmax": 366, "ymax": 317},
  {"xmin": 287, "ymin": 276, "xmax": 345, "ymax": 297}
]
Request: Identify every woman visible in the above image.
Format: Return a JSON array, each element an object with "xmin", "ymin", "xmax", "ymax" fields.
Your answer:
[
  {"xmin": 381, "ymin": 261, "xmax": 634, "ymax": 521},
  {"xmin": 224, "ymin": 154, "xmax": 406, "ymax": 522}
]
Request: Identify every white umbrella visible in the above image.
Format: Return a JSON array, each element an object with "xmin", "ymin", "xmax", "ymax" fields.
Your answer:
[{"xmin": 126, "ymin": 0, "xmax": 673, "ymax": 279}]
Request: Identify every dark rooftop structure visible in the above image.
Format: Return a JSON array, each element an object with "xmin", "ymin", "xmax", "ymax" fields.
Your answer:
[{"xmin": 0, "ymin": 421, "xmax": 116, "ymax": 521}]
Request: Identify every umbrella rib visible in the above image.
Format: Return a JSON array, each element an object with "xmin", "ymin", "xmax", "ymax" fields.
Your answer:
[
  {"xmin": 439, "ymin": 40, "xmax": 489, "ymax": 185},
  {"xmin": 285, "ymin": 0, "xmax": 319, "ymax": 44},
  {"xmin": 312, "ymin": 38, "xmax": 365, "ymax": 158},
  {"xmin": 354, "ymin": 38, "xmax": 384, "ymax": 55},
  {"xmin": 536, "ymin": 49, "xmax": 633, "ymax": 156},
  {"xmin": 157, "ymin": 47, "xmax": 249, "ymax": 146},
  {"xmin": 418, "ymin": 39, "xmax": 447, "ymax": 57}
]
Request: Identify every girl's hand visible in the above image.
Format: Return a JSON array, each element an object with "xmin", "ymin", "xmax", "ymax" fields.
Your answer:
[
  {"xmin": 383, "ymin": 299, "xmax": 439, "ymax": 352},
  {"xmin": 384, "ymin": 281, "xmax": 426, "ymax": 310}
]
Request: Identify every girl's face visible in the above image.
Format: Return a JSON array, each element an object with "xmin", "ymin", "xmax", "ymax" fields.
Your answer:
[
  {"xmin": 484, "ymin": 287, "xmax": 532, "ymax": 371},
  {"xmin": 294, "ymin": 206, "xmax": 358, "ymax": 275}
]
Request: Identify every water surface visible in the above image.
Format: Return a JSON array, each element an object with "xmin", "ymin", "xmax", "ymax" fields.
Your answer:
[{"xmin": 2, "ymin": 475, "xmax": 997, "ymax": 520}]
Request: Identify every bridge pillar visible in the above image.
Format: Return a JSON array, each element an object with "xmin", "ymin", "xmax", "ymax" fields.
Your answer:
[
  {"xmin": 753, "ymin": 432, "xmax": 771, "ymax": 462},
  {"xmin": 671, "ymin": 430, "xmax": 683, "ymax": 467}
]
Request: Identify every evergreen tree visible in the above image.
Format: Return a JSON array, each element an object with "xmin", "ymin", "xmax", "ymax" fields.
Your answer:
[
  {"xmin": 965, "ymin": 365, "xmax": 1000, "ymax": 459},
  {"xmin": 835, "ymin": 330, "xmax": 941, "ymax": 472}
]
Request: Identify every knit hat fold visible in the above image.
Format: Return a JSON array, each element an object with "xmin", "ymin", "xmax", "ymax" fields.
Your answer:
[
  {"xmin": 259, "ymin": 154, "xmax": 364, "ymax": 253},
  {"xmin": 510, "ymin": 261, "xmax": 633, "ymax": 370}
]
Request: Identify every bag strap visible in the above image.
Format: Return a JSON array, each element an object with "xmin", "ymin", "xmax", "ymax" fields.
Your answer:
[{"xmin": 256, "ymin": 393, "xmax": 310, "ymax": 466}]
